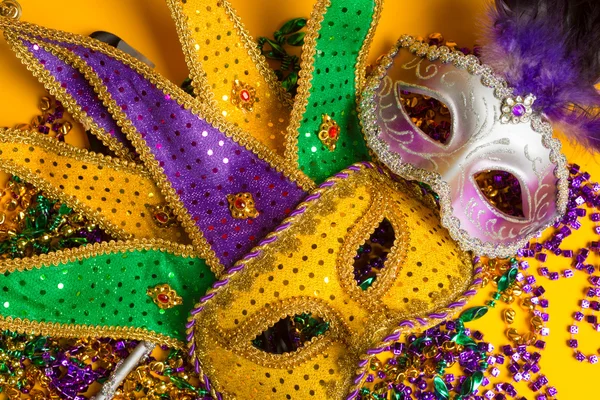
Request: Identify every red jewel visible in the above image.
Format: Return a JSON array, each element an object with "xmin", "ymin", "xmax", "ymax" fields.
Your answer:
[
  {"xmin": 234, "ymin": 198, "xmax": 247, "ymax": 209},
  {"xmin": 328, "ymin": 126, "xmax": 339, "ymax": 138},
  {"xmin": 157, "ymin": 294, "xmax": 170, "ymax": 303},
  {"xmin": 155, "ymin": 212, "xmax": 169, "ymax": 224},
  {"xmin": 240, "ymin": 90, "xmax": 251, "ymax": 102}
]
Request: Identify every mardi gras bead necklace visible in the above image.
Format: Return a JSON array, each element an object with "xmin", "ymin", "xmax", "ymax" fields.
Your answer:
[
  {"xmin": 482, "ymin": 163, "xmax": 600, "ymax": 391},
  {"xmin": 0, "ymin": 91, "xmax": 108, "ymax": 260},
  {"xmin": 358, "ymin": 250, "xmax": 561, "ymax": 399},
  {"xmin": 0, "ymin": 331, "xmax": 137, "ymax": 398},
  {"xmin": 14, "ymin": 96, "xmax": 73, "ymax": 141},
  {"xmin": 568, "ymin": 277, "xmax": 600, "ymax": 365},
  {"xmin": 516, "ymin": 165, "xmax": 600, "ymax": 365},
  {"xmin": 503, "ymin": 267, "xmax": 554, "ymax": 396},
  {"xmin": 0, "ymin": 183, "xmax": 106, "ymax": 259},
  {"xmin": 481, "ymin": 259, "xmax": 555, "ymax": 399},
  {"xmin": 357, "ymin": 316, "xmax": 496, "ymax": 400}
]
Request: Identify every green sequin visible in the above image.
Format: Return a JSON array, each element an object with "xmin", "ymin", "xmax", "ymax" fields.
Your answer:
[
  {"xmin": 451, "ymin": 332, "xmax": 477, "ymax": 348},
  {"xmin": 294, "ymin": 0, "xmax": 376, "ymax": 183},
  {"xmin": 0, "ymin": 248, "xmax": 215, "ymax": 341}
]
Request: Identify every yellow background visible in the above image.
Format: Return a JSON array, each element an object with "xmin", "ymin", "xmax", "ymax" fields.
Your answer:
[{"xmin": 0, "ymin": 1, "xmax": 599, "ymax": 398}]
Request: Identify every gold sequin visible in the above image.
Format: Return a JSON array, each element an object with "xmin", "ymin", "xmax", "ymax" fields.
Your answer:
[
  {"xmin": 503, "ymin": 308, "xmax": 516, "ymax": 324},
  {"xmin": 39, "ymin": 96, "xmax": 52, "ymax": 111},
  {"xmin": 0, "ymin": 0, "xmax": 21, "ymax": 20},
  {"xmin": 506, "ymin": 328, "xmax": 522, "ymax": 343},
  {"xmin": 531, "ymin": 315, "xmax": 544, "ymax": 332}
]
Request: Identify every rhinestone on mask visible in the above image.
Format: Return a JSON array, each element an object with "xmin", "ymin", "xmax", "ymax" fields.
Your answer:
[{"xmin": 500, "ymin": 95, "xmax": 535, "ymax": 124}]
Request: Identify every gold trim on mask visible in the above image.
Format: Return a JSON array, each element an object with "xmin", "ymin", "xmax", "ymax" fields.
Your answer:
[
  {"xmin": 336, "ymin": 195, "xmax": 409, "ymax": 309},
  {"xmin": 189, "ymin": 163, "xmax": 474, "ymax": 399},
  {"xmin": 165, "ymin": 0, "xmax": 293, "ymax": 157},
  {"xmin": 0, "ymin": 237, "xmax": 196, "ymax": 273},
  {"xmin": 0, "ymin": 316, "xmax": 184, "ymax": 349},
  {"xmin": 206, "ymin": 296, "xmax": 353, "ymax": 370}
]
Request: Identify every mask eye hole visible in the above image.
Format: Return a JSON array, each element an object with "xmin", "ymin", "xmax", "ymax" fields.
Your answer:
[
  {"xmin": 353, "ymin": 218, "xmax": 396, "ymax": 290},
  {"xmin": 399, "ymin": 90, "xmax": 451, "ymax": 145},
  {"xmin": 251, "ymin": 313, "xmax": 330, "ymax": 354},
  {"xmin": 475, "ymin": 170, "xmax": 525, "ymax": 218}
]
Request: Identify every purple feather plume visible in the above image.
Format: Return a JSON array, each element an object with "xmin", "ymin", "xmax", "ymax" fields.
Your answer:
[{"xmin": 480, "ymin": 0, "xmax": 600, "ymax": 150}]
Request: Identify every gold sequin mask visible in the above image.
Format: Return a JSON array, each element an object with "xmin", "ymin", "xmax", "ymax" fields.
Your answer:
[{"xmin": 188, "ymin": 164, "xmax": 476, "ymax": 399}]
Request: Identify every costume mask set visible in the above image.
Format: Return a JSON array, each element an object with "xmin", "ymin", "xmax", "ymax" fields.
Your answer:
[{"xmin": 0, "ymin": 0, "xmax": 598, "ymax": 398}]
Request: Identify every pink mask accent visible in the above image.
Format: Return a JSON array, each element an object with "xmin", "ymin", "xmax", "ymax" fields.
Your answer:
[{"xmin": 360, "ymin": 36, "xmax": 569, "ymax": 257}]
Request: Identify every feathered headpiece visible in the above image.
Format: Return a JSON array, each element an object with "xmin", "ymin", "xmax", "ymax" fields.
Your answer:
[{"xmin": 481, "ymin": 0, "xmax": 600, "ymax": 149}]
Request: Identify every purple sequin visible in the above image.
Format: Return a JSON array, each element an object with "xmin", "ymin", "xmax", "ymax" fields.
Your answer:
[{"xmin": 24, "ymin": 41, "xmax": 130, "ymax": 148}]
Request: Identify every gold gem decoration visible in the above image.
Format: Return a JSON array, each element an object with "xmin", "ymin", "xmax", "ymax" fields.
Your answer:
[
  {"xmin": 39, "ymin": 96, "xmax": 52, "ymax": 112},
  {"xmin": 146, "ymin": 284, "xmax": 182, "ymax": 310},
  {"xmin": 531, "ymin": 315, "xmax": 544, "ymax": 332},
  {"xmin": 145, "ymin": 203, "xmax": 176, "ymax": 228},
  {"xmin": 227, "ymin": 192, "xmax": 259, "ymax": 219},
  {"xmin": 506, "ymin": 328, "xmax": 522, "ymax": 343},
  {"xmin": 230, "ymin": 80, "xmax": 256, "ymax": 111},
  {"xmin": 58, "ymin": 121, "xmax": 73, "ymax": 136},
  {"xmin": 521, "ymin": 331, "xmax": 537, "ymax": 346},
  {"xmin": 318, "ymin": 114, "xmax": 340, "ymax": 151},
  {"xmin": 503, "ymin": 308, "xmax": 516, "ymax": 324}
]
